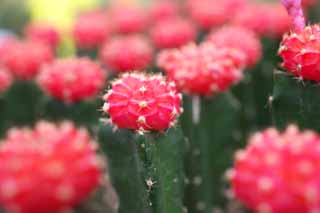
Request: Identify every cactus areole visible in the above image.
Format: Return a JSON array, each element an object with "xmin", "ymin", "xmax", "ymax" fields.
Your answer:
[{"xmin": 102, "ymin": 72, "xmax": 183, "ymax": 133}]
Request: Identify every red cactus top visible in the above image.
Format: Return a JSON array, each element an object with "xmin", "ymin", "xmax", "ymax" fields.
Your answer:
[
  {"xmin": 37, "ymin": 58, "xmax": 106, "ymax": 103},
  {"xmin": 102, "ymin": 73, "xmax": 182, "ymax": 133},
  {"xmin": 158, "ymin": 42, "xmax": 245, "ymax": 96},
  {"xmin": 231, "ymin": 125, "xmax": 320, "ymax": 213},
  {"xmin": 0, "ymin": 121, "xmax": 102, "ymax": 213}
]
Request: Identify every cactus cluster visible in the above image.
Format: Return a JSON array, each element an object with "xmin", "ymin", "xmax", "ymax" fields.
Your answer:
[{"xmin": 1, "ymin": 0, "xmax": 320, "ymax": 212}]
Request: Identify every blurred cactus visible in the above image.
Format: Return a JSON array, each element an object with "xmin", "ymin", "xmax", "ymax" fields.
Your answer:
[
  {"xmin": 182, "ymin": 94, "xmax": 241, "ymax": 213},
  {"xmin": 1, "ymin": 0, "xmax": 320, "ymax": 212}
]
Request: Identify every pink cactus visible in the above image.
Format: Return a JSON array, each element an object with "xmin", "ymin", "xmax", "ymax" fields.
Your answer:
[
  {"xmin": 0, "ymin": 40, "xmax": 53, "ymax": 80},
  {"xmin": 148, "ymin": 0, "xmax": 180, "ymax": 23},
  {"xmin": 231, "ymin": 125, "xmax": 320, "ymax": 213},
  {"xmin": 37, "ymin": 58, "xmax": 106, "ymax": 103},
  {"xmin": 111, "ymin": 6, "xmax": 148, "ymax": 34},
  {"xmin": 150, "ymin": 17, "xmax": 196, "ymax": 49},
  {"xmin": 102, "ymin": 73, "xmax": 182, "ymax": 133},
  {"xmin": 207, "ymin": 25, "xmax": 262, "ymax": 67},
  {"xmin": 73, "ymin": 11, "xmax": 112, "ymax": 49},
  {"xmin": 0, "ymin": 121, "xmax": 103, "ymax": 213},
  {"xmin": 186, "ymin": 0, "xmax": 228, "ymax": 30},
  {"xmin": 25, "ymin": 23, "xmax": 60, "ymax": 49},
  {"xmin": 232, "ymin": 3, "xmax": 291, "ymax": 37},
  {"xmin": 157, "ymin": 42, "xmax": 245, "ymax": 96},
  {"xmin": 186, "ymin": 0, "xmax": 247, "ymax": 30},
  {"xmin": 100, "ymin": 35, "xmax": 153, "ymax": 73}
]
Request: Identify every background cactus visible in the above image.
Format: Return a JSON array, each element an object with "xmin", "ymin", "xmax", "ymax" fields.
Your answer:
[{"xmin": 0, "ymin": 0, "xmax": 320, "ymax": 212}]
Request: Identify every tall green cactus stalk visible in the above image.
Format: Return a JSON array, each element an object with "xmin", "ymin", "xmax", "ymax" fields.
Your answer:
[
  {"xmin": 98, "ymin": 125, "xmax": 152, "ymax": 213},
  {"xmin": 182, "ymin": 93, "xmax": 241, "ymax": 213},
  {"xmin": 233, "ymin": 38, "xmax": 280, "ymax": 137},
  {"xmin": 272, "ymin": 72, "xmax": 320, "ymax": 131},
  {"xmin": 99, "ymin": 125, "xmax": 185, "ymax": 213},
  {"xmin": 137, "ymin": 128, "xmax": 185, "ymax": 213}
]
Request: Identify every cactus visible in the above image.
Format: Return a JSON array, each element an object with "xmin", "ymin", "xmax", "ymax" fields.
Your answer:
[
  {"xmin": 98, "ymin": 126, "xmax": 152, "ymax": 213},
  {"xmin": 2, "ymin": 0, "xmax": 320, "ymax": 212},
  {"xmin": 182, "ymin": 93, "xmax": 241, "ymax": 213},
  {"xmin": 98, "ymin": 72, "xmax": 185, "ymax": 213},
  {"xmin": 231, "ymin": 125, "xmax": 320, "ymax": 212},
  {"xmin": 2, "ymin": 81, "xmax": 42, "ymax": 129},
  {"xmin": 272, "ymin": 72, "xmax": 320, "ymax": 130},
  {"xmin": 0, "ymin": 121, "xmax": 103, "ymax": 213},
  {"xmin": 99, "ymin": 35, "xmax": 153, "ymax": 73}
]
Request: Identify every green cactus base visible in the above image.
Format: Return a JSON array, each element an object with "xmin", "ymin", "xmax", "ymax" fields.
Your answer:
[{"xmin": 99, "ymin": 125, "xmax": 185, "ymax": 213}]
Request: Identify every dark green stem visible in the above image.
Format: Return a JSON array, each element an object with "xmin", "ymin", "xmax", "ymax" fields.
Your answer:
[
  {"xmin": 272, "ymin": 72, "xmax": 320, "ymax": 131},
  {"xmin": 98, "ymin": 125, "xmax": 151, "ymax": 213},
  {"xmin": 182, "ymin": 93, "xmax": 241, "ymax": 213},
  {"xmin": 40, "ymin": 98, "xmax": 102, "ymax": 128},
  {"xmin": 2, "ymin": 81, "xmax": 43, "ymax": 128},
  {"xmin": 137, "ymin": 128, "xmax": 185, "ymax": 213}
]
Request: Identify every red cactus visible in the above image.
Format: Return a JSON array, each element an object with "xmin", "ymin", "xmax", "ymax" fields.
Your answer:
[
  {"xmin": 148, "ymin": 0, "xmax": 180, "ymax": 23},
  {"xmin": 232, "ymin": 3, "xmax": 291, "ymax": 37},
  {"xmin": 73, "ymin": 11, "xmax": 112, "ymax": 49},
  {"xmin": 0, "ymin": 40, "xmax": 53, "ymax": 80},
  {"xmin": 0, "ymin": 121, "xmax": 103, "ymax": 213},
  {"xmin": 0, "ymin": 67, "xmax": 12, "ymax": 94},
  {"xmin": 102, "ymin": 72, "xmax": 182, "ymax": 132},
  {"xmin": 157, "ymin": 42, "xmax": 245, "ymax": 96},
  {"xmin": 37, "ymin": 58, "xmax": 106, "ymax": 103},
  {"xmin": 100, "ymin": 35, "xmax": 153, "ymax": 73},
  {"xmin": 186, "ymin": 0, "xmax": 228, "ymax": 30},
  {"xmin": 25, "ymin": 23, "xmax": 60, "ymax": 49},
  {"xmin": 186, "ymin": 0, "xmax": 247, "ymax": 30},
  {"xmin": 150, "ymin": 17, "xmax": 196, "ymax": 49},
  {"xmin": 230, "ymin": 125, "xmax": 320, "ymax": 213},
  {"xmin": 279, "ymin": 25, "xmax": 320, "ymax": 81},
  {"xmin": 278, "ymin": 0, "xmax": 320, "ymax": 81},
  {"xmin": 207, "ymin": 25, "xmax": 262, "ymax": 67},
  {"xmin": 111, "ymin": 6, "xmax": 148, "ymax": 34}
]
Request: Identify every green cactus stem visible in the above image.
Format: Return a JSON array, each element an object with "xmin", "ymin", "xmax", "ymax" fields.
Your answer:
[
  {"xmin": 99, "ymin": 124, "xmax": 185, "ymax": 213},
  {"xmin": 40, "ymin": 98, "xmax": 101, "ymax": 127},
  {"xmin": 2, "ymin": 81, "xmax": 42, "ymax": 128},
  {"xmin": 182, "ymin": 93, "xmax": 241, "ymax": 213},
  {"xmin": 98, "ymin": 125, "xmax": 152, "ymax": 213},
  {"xmin": 136, "ymin": 127, "xmax": 185, "ymax": 213},
  {"xmin": 272, "ymin": 71, "xmax": 320, "ymax": 131}
]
